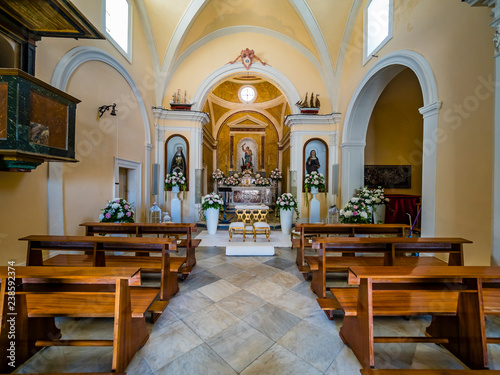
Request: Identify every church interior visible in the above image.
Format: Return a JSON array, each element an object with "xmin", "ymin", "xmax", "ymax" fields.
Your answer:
[{"xmin": 0, "ymin": 0, "xmax": 500, "ymax": 374}]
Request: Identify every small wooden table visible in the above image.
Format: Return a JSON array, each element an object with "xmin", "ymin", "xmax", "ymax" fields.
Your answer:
[
  {"xmin": 80, "ymin": 222, "xmax": 199, "ymax": 267},
  {"xmin": 334, "ymin": 266, "xmax": 500, "ymax": 370}
]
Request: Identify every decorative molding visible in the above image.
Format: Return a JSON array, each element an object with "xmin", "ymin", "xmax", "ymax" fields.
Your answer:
[
  {"xmin": 191, "ymin": 63, "xmax": 301, "ymax": 114},
  {"xmin": 284, "ymin": 112, "xmax": 341, "ymax": 128},
  {"xmin": 227, "ymin": 114, "xmax": 268, "ymax": 129},
  {"xmin": 153, "ymin": 108, "xmax": 209, "ymax": 125},
  {"xmin": 418, "ymin": 101, "xmax": 442, "ymax": 118},
  {"xmin": 51, "ymin": 46, "xmax": 151, "ymax": 144}
]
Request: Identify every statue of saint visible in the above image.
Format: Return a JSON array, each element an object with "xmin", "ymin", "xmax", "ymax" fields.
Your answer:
[
  {"xmin": 241, "ymin": 144, "xmax": 253, "ymax": 171},
  {"xmin": 170, "ymin": 146, "xmax": 186, "ymax": 175},
  {"xmin": 306, "ymin": 149, "xmax": 320, "ymax": 174}
]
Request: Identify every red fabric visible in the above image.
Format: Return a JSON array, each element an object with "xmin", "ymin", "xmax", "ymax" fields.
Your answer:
[{"xmin": 384, "ymin": 194, "xmax": 421, "ymax": 225}]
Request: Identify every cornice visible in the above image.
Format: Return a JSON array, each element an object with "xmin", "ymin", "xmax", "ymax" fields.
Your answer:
[
  {"xmin": 153, "ymin": 107, "xmax": 210, "ymax": 125},
  {"xmin": 284, "ymin": 112, "xmax": 341, "ymax": 127}
]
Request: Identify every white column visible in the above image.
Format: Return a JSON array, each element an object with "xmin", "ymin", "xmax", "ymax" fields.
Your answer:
[
  {"xmin": 340, "ymin": 142, "xmax": 365, "ymax": 206},
  {"xmin": 329, "ymin": 131, "xmax": 338, "ymax": 207},
  {"xmin": 418, "ymin": 101, "xmax": 441, "ymax": 237},
  {"xmin": 492, "ymin": 5, "xmax": 500, "ymax": 265}
]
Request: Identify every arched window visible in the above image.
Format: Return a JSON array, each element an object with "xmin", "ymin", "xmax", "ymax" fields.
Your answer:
[
  {"xmin": 364, "ymin": 0, "xmax": 392, "ymax": 64},
  {"xmin": 103, "ymin": 0, "xmax": 132, "ymax": 61}
]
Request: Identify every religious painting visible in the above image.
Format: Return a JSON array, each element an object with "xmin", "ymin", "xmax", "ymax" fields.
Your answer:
[
  {"xmin": 303, "ymin": 138, "xmax": 328, "ymax": 192},
  {"xmin": 165, "ymin": 135, "xmax": 189, "ymax": 191},
  {"xmin": 236, "ymin": 137, "xmax": 258, "ymax": 173},
  {"xmin": 364, "ymin": 165, "xmax": 412, "ymax": 189}
]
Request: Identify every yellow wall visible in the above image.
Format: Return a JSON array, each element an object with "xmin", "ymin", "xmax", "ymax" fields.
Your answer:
[
  {"xmin": 364, "ymin": 68, "xmax": 424, "ymax": 196},
  {"xmin": 338, "ymin": 0, "xmax": 493, "ymax": 265},
  {"xmin": 0, "ymin": 164, "xmax": 48, "ymax": 265}
]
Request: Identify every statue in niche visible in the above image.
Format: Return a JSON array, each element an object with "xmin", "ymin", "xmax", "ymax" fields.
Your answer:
[
  {"xmin": 306, "ymin": 149, "xmax": 320, "ymax": 174},
  {"xmin": 170, "ymin": 146, "xmax": 186, "ymax": 176},
  {"xmin": 241, "ymin": 143, "xmax": 253, "ymax": 171}
]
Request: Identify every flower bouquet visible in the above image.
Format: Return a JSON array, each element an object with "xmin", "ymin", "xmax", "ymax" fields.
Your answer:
[
  {"xmin": 165, "ymin": 171, "xmax": 187, "ymax": 198},
  {"xmin": 253, "ymin": 176, "xmax": 271, "ymax": 186},
  {"xmin": 224, "ymin": 175, "xmax": 240, "ymax": 186},
  {"xmin": 339, "ymin": 197, "xmax": 371, "ymax": 224},
  {"xmin": 212, "ymin": 169, "xmax": 225, "ymax": 182},
  {"xmin": 359, "ymin": 186, "xmax": 390, "ymax": 206},
  {"xmin": 269, "ymin": 168, "xmax": 282, "ymax": 181},
  {"xmin": 304, "ymin": 171, "xmax": 326, "ymax": 193},
  {"xmin": 99, "ymin": 198, "xmax": 135, "ymax": 223},
  {"xmin": 241, "ymin": 169, "xmax": 253, "ymax": 176},
  {"xmin": 275, "ymin": 193, "xmax": 300, "ymax": 217},
  {"xmin": 201, "ymin": 192, "xmax": 224, "ymax": 210}
]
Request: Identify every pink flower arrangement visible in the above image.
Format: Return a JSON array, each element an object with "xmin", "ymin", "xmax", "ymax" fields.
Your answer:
[{"xmin": 99, "ymin": 198, "xmax": 135, "ymax": 223}]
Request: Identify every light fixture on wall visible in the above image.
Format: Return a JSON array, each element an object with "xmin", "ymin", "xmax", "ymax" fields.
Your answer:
[{"xmin": 98, "ymin": 103, "xmax": 117, "ymax": 117}]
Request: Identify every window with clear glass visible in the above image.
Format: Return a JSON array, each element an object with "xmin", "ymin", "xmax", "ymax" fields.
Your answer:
[
  {"xmin": 239, "ymin": 86, "xmax": 256, "ymax": 103},
  {"xmin": 365, "ymin": 0, "xmax": 392, "ymax": 62},
  {"xmin": 104, "ymin": 0, "xmax": 132, "ymax": 60}
]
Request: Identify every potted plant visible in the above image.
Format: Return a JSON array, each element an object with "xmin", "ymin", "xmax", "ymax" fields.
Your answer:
[
  {"xmin": 253, "ymin": 176, "xmax": 271, "ymax": 186},
  {"xmin": 304, "ymin": 171, "xmax": 326, "ymax": 195},
  {"xmin": 269, "ymin": 168, "xmax": 282, "ymax": 182},
  {"xmin": 99, "ymin": 198, "xmax": 134, "ymax": 223},
  {"xmin": 359, "ymin": 186, "xmax": 390, "ymax": 223},
  {"xmin": 202, "ymin": 192, "xmax": 224, "ymax": 234},
  {"xmin": 165, "ymin": 171, "xmax": 187, "ymax": 199},
  {"xmin": 212, "ymin": 169, "xmax": 225, "ymax": 183},
  {"xmin": 224, "ymin": 175, "xmax": 240, "ymax": 186},
  {"xmin": 339, "ymin": 197, "xmax": 372, "ymax": 224},
  {"xmin": 276, "ymin": 193, "xmax": 299, "ymax": 235}
]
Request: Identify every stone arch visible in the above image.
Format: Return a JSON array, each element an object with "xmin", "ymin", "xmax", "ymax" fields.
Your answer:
[{"xmin": 341, "ymin": 50, "xmax": 440, "ymax": 235}]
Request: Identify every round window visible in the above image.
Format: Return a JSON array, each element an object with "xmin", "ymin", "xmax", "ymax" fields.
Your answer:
[{"xmin": 239, "ymin": 86, "xmax": 256, "ymax": 103}]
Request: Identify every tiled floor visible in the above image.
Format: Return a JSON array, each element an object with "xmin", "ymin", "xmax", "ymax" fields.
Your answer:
[{"xmin": 15, "ymin": 231, "xmax": 500, "ymax": 374}]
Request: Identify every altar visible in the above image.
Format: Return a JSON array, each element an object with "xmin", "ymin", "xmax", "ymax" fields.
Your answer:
[{"xmin": 227, "ymin": 186, "xmax": 275, "ymax": 205}]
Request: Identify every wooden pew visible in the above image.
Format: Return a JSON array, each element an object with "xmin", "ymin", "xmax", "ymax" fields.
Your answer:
[
  {"xmin": 361, "ymin": 370, "xmax": 500, "ymax": 374},
  {"xmin": 80, "ymin": 222, "xmax": 200, "ymax": 268},
  {"xmin": 20, "ymin": 235, "xmax": 181, "ymax": 300},
  {"xmin": 332, "ymin": 266, "xmax": 500, "ymax": 370},
  {"xmin": 0, "ymin": 266, "xmax": 154, "ymax": 373},
  {"xmin": 293, "ymin": 224, "xmax": 409, "ymax": 277},
  {"xmin": 311, "ymin": 237, "xmax": 471, "ymax": 298}
]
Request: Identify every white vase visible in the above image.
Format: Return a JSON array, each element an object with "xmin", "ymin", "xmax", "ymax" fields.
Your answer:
[
  {"xmin": 170, "ymin": 185, "xmax": 181, "ymax": 223},
  {"xmin": 309, "ymin": 186, "xmax": 320, "ymax": 223},
  {"xmin": 280, "ymin": 208, "xmax": 293, "ymax": 235},
  {"xmin": 205, "ymin": 207, "xmax": 219, "ymax": 234},
  {"xmin": 372, "ymin": 204, "xmax": 386, "ymax": 224}
]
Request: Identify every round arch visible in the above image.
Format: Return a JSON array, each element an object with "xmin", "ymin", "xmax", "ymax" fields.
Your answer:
[
  {"xmin": 341, "ymin": 50, "xmax": 441, "ymax": 236},
  {"xmin": 191, "ymin": 63, "xmax": 301, "ymax": 114}
]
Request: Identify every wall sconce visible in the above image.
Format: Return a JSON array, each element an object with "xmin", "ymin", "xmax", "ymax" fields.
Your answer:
[{"xmin": 98, "ymin": 103, "xmax": 117, "ymax": 118}]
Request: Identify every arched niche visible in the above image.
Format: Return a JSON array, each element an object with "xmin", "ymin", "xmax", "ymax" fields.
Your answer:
[
  {"xmin": 303, "ymin": 138, "xmax": 328, "ymax": 192},
  {"xmin": 165, "ymin": 134, "xmax": 189, "ymax": 190}
]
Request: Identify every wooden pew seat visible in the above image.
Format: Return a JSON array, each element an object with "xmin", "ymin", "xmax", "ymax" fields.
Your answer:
[
  {"xmin": 361, "ymin": 370, "xmax": 500, "ymax": 374},
  {"xmin": 43, "ymin": 254, "xmax": 192, "ymax": 274}
]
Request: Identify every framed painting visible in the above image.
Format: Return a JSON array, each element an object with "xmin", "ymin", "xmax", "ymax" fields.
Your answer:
[{"xmin": 364, "ymin": 165, "xmax": 411, "ymax": 189}]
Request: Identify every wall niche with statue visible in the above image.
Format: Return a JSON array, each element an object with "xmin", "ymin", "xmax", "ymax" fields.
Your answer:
[{"xmin": 165, "ymin": 135, "xmax": 189, "ymax": 191}]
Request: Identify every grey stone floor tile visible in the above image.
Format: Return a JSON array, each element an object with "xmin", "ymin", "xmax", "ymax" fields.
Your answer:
[
  {"xmin": 267, "ymin": 270, "xmax": 303, "ymax": 289},
  {"xmin": 208, "ymin": 263, "xmax": 243, "ymax": 278},
  {"xmin": 206, "ymin": 320, "xmax": 273, "ymax": 372},
  {"xmin": 324, "ymin": 346, "xmax": 363, "ymax": 375},
  {"xmin": 240, "ymin": 343, "xmax": 323, "ymax": 375},
  {"xmin": 244, "ymin": 303, "xmax": 301, "ymax": 341},
  {"xmin": 245, "ymin": 264, "xmax": 279, "ymax": 278},
  {"xmin": 278, "ymin": 320, "xmax": 343, "ymax": 372},
  {"xmin": 225, "ymin": 270, "xmax": 266, "ymax": 289},
  {"xmin": 141, "ymin": 320, "xmax": 203, "ymax": 372},
  {"xmin": 167, "ymin": 289, "xmax": 214, "ymax": 319},
  {"xmin": 197, "ymin": 279, "xmax": 241, "ymax": 302},
  {"xmin": 183, "ymin": 304, "xmax": 239, "ymax": 341},
  {"xmin": 179, "ymin": 270, "xmax": 221, "ymax": 292},
  {"xmin": 126, "ymin": 354, "xmax": 155, "ymax": 375},
  {"xmin": 217, "ymin": 289, "xmax": 267, "ymax": 319},
  {"xmin": 245, "ymin": 278, "xmax": 289, "ymax": 302},
  {"xmin": 270, "ymin": 289, "xmax": 320, "ymax": 319},
  {"xmin": 155, "ymin": 344, "xmax": 237, "ymax": 375},
  {"xmin": 263, "ymin": 257, "xmax": 295, "ymax": 270}
]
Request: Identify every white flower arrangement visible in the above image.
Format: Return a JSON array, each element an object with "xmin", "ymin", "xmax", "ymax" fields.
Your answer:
[
  {"xmin": 276, "ymin": 193, "xmax": 300, "ymax": 217},
  {"xmin": 304, "ymin": 171, "xmax": 326, "ymax": 192},
  {"xmin": 201, "ymin": 192, "xmax": 224, "ymax": 210},
  {"xmin": 212, "ymin": 169, "xmax": 225, "ymax": 181},
  {"xmin": 269, "ymin": 168, "xmax": 282, "ymax": 181},
  {"xmin": 253, "ymin": 176, "xmax": 271, "ymax": 186},
  {"xmin": 339, "ymin": 199, "xmax": 371, "ymax": 224},
  {"xmin": 99, "ymin": 198, "xmax": 135, "ymax": 223},
  {"xmin": 359, "ymin": 186, "xmax": 390, "ymax": 206},
  {"xmin": 224, "ymin": 175, "xmax": 240, "ymax": 186},
  {"xmin": 165, "ymin": 171, "xmax": 187, "ymax": 190},
  {"xmin": 241, "ymin": 169, "xmax": 253, "ymax": 176}
]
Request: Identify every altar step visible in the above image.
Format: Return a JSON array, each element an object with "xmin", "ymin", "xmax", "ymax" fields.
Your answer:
[{"xmin": 196, "ymin": 221, "xmax": 283, "ymax": 230}]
